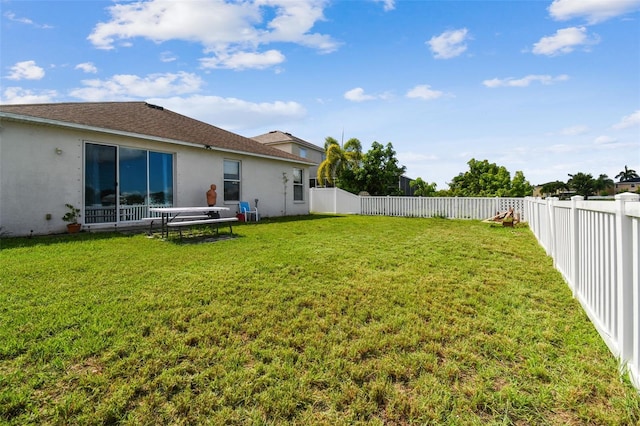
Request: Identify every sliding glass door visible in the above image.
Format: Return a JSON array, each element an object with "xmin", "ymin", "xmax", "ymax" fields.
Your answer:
[
  {"xmin": 84, "ymin": 143, "xmax": 173, "ymax": 224},
  {"xmin": 85, "ymin": 143, "xmax": 117, "ymax": 223}
]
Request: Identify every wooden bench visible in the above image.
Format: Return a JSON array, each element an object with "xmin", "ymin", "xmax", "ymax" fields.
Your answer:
[{"xmin": 166, "ymin": 217, "xmax": 238, "ymax": 238}]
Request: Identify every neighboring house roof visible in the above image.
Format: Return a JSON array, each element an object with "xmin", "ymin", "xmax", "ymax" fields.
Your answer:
[
  {"xmin": 252, "ymin": 130, "xmax": 324, "ymax": 152},
  {"xmin": 616, "ymin": 177, "xmax": 640, "ymax": 184},
  {"xmin": 0, "ymin": 102, "xmax": 313, "ymax": 164}
]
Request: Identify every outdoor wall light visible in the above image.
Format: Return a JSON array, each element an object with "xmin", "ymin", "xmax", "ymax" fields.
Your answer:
[{"xmin": 55, "ymin": 148, "xmax": 63, "ymax": 155}]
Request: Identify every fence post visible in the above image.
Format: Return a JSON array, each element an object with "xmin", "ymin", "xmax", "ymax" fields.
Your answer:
[
  {"xmin": 569, "ymin": 195, "xmax": 584, "ymax": 295},
  {"xmin": 547, "ymin": 197, "xmax": 558, "ymax": 258},
  {"xmin": 615, "ymin": 192, "xmax": 640, "ymax": 365}
]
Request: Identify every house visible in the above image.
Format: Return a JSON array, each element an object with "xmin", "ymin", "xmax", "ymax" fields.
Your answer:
[
  {"xmin": 251, "ymin": 130, "xmax": 325, "ymax": 188},
  {"xmin": 0, "ymin": 102, "xmax": 315, "ymax": 237},
  {"xmin": 615, "ymin": 177, "xmax": 640, "ymax": 194}
]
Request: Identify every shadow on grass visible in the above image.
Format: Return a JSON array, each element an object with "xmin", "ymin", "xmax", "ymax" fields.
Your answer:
[
  {"xmin": 256, "ymin": 213, "xmax": 346, "ymax": 224},
  {"xmin": 0, "ymin": 231, "xmax": 136, "ymax": 250},
  {"xmin": 161, "ymin": 214, "xmax": 345, "ymax": 244},
  {"xmin": 0, "ymin": 214, "xmax": 346, "ymax": 249},
  {"xmin": 165, "ymin": 233, "xmax": 242, "ymax": 245}
]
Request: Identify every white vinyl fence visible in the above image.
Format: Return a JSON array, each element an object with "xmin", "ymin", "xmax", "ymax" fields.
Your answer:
[
  {"xmin": 526, "ymin": 193, "xmax": 640, "ymax": 390},
  {"xmin": 310, "ymin": 187, "xmax": 525, "ymax": 220}
]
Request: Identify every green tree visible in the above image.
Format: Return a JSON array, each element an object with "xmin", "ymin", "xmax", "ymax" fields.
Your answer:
[
  {"xmin": 594, "ymin": 174, "xmax": 614, "ymax": 195},
  {"xmin": 448, "ymin": 159, "xmax": 512, "ymax": 197},
  {"xmin": 540, "ymin": 180, "xmax": 568, "ymax": 197},
  {"xmin": 567, "ymin": 172, "xmax": 596, "ymax": 199},
  {"xmin": 410, "ymin": 177, "xmax": 437, "ymax": 197},
  {"xmin": 615, "ymin": 165, "xmax": 639, "ymax": 182},
  {"xmin": 354, "ymin": 142, "xmax": 406, "ymax": 195},
  {"xmin": 509, "ymin": 170, "xmax": 534, "ymax": 197},
  {"xmin": 316, "ymin": 137, "xmax": 362, "ymax": 187}
]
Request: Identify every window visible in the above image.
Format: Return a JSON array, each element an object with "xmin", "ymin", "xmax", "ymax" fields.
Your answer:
[
  {"xmin": 224, "ymin": 160, "xmax": 241, "ymax": 201},
  {"xmin": 293, "ymin": 168, "xmax": 304, "ymax": 201},
  {"xmin": 299, "ymin": 147, "xmax": 307, "ymax": 158}
]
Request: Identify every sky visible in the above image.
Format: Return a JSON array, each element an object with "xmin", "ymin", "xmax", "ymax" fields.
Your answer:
[{"xmin": 1, "ymin": 0, "xmax": 639, "ymax": 189}]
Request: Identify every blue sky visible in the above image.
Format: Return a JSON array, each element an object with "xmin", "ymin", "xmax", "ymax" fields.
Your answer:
[{"xmin": 2, "ymin": 0, "xmax": 639, "ymax": 189}]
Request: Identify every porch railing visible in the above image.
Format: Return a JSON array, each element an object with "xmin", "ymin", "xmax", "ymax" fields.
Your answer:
[{"xmin": 84, "ymin": 203, "xmax": 170, "ymax": 224}]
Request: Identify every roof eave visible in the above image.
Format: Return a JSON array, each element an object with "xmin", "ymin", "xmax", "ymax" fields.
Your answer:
[{"xmin": 0, "ymin": 111, "xmax": 315, "ymax": 166}]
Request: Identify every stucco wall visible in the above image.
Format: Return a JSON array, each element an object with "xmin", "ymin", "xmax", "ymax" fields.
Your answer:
[{"xmin": 0, "ymin": 120, "xmax": 309, "ymax": 236}]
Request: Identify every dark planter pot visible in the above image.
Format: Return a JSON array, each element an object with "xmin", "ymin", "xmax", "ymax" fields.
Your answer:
[{"xmin": 67, "ymin": 223, "xmax": 82, "ymax": 234}]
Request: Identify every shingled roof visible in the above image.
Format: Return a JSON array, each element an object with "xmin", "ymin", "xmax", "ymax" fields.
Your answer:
[
  {"xmin": 252, "ymin": 130, "xmax": 323, "ymax": 151},
  {"xmin": 0, "ymin": 102, "xmax": 311, "ymax": 164}
]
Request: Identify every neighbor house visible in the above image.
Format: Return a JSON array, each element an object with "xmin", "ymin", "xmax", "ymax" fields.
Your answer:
[
  {"xmin": 251, "ymin": 130, "xmax": 325, "ymax": 188},
  {"xmin": 615, "ymin": 177, "xmax": 640, "ymax": 194},
  {"xmin": 0, "ymin": 102, "xmax": 315, "ymax": 237}
]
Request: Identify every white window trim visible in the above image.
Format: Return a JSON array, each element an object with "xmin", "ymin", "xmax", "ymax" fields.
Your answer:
[{"xmin": 223, "ymin": 159, "xmax": 241, "ymax": 203}]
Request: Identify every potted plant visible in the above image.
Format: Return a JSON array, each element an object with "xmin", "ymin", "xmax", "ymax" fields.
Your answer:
[{"xmin": 62, "ymin": 203, "xmax": 82, "ymax": 233}]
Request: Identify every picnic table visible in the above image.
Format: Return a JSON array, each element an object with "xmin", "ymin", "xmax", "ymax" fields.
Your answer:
[{"xmin": 148, "ymin": 206, "xmax": 234, "ymax": 239}]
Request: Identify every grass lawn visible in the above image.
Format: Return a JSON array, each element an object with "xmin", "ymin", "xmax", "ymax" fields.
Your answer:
[{"xmin": 1, "ymin": 215, "xmax": 639, "ymax": 425}]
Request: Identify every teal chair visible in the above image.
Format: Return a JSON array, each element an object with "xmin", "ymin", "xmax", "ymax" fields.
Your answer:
[{"xmin": 239, "ymin": 201, "xmax": 259, "ymax": 222}]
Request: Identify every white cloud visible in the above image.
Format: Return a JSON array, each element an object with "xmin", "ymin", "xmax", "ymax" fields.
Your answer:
[
  {"xmin": 75, "ymin": 62, "xmax": 98, "ymax": 73},
  {"xmin": 594, "ymin": 135, "xmax": 618, "ymax": 145},
  {"xmin": 398, "ymin": 152, "xmax": 439, "ymax": 163},
  {"xmin": 69, "ymin": 72, "xmax": 203, "ymax": 101},
  {"xmin": 546, "ymin": 143, "xmax": 581, "ymax": 154},
  {"xmin": 344, "ymin": 87, "xmax": 376, "ymax": 102},
  {"xmin": 87, "ymin": 0, "xmax": 338, "ymax": 70},
  {"xmin": 532, "ymin": 26, "xmax": 599, "ymax": 56},
  {"xmin": 200, "ymin": 49, "xmax": 285, "ymax": 70},
  {"xmin": 160, "ymin": 51, "xmax": 177, "ymax": 63},
  {"xmin": 560, "ymin": 125, "xmax": 590, "ymax": 136},
  {"xmin": 549, "ymin": 0, "xmax": 640, "ymax": 24},
  {"xmin": 405, "ymin": 85, "xmax": 446, "ymax": 100},
  {"xmin": 1, "ymin": 87, "xmax": 58, "ymax": 104},
  {"xmin": 6, "ymin": 60, "xmax": 45, "ymax": 80},
  {"xmin": 3, "ymin": 11, "xmax": 53, "ymax": 28},
  {"xmin": 612, "ymin": 110, "xmax": 640, "ymax": 129},
  {"xmin": 373, "ymin": 0, "xmax": 396, "ymax": 11},
  {"xmin": 146, "ymin": 94, "xmax": 306, "ymax": 131},
  {"xmin": 483, "ymin": 74, "xmax": 569, "ymax": 88},
  {"xmin": 427, "ymin": 28, "xmax": 470, "ymax": 59}
]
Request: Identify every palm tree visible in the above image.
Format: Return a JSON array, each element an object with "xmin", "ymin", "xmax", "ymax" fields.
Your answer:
[
  {"xmin": 316, "ymin": 136, "xmax": 362, "ymax": 187},
  {"xmin": 615, "ymin": 165, "xmax": 639, "ymax": 182},
  {"xmin": 594, "ymin": 174, "xmax": 614, "ymax": 195},
  {"xmin": 567, "ymin": 172, "xmax": 595, "ymax": 199}
]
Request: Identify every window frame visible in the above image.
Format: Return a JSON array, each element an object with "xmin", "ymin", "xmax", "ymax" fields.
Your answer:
[
  {"xmin": 293, "ymin": 167, "xmax": 304, "ymax": 202},
  {"xmin": 223, "ymin": 159, "xmax": 241, "ymax": 202}
]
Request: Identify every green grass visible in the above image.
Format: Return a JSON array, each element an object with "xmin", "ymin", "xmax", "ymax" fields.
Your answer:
[{"xmin": 1, "ymin": 215, "xmax": 639, "ymax": 425}]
